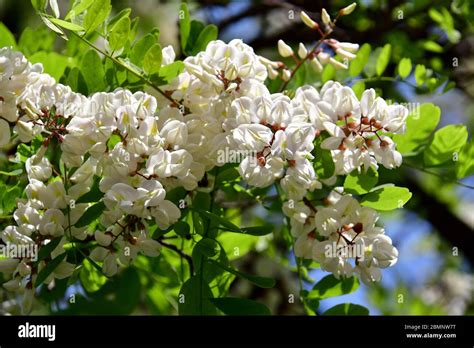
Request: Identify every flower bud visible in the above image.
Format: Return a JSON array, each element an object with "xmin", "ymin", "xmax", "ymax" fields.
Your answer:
[
  {"xmin": 95, "ymin": 230, "xmax": 112, "ymax": 247},
  {"xmin": 340, "ymin": 2, "xmax": 357, "ymax": 16},
  {"xmin": 310, "ymin": 57, "xmax": 323, "ymax": 72},
  {"xmin": 281, "ymin": 69, "xmax": 291, "ymax": 81},
  {"xmin": 300, "ymin": 11, "xmax": 318, "ymax": 29},
  {"xmin": 336, "ymin": 48, "xmax": 356, "ymax": 60},
  {"xmin": 298, "ymin": 43, "xmax": 308, "ymax": 59},
  {"xmin": 321, "ymin": 8, "xmax": 331, "ymax": 25},
  {"xmin": 278, "ymin": 40, "xmax": 294, "ymax": 58},
  {"xmin": 329, "ymin": 57, "xmax": 347, "ymax": 70},
  {"xmin": 338, "ymin": 42, "xmax": 359, "ymax": 53},
  {"xmin": 317, "ymin": 52, "xmax": 330, "ymax": 64},
  {"xmin": 268, "ymin": 67, "xmax": 279, "ymax": 79}
]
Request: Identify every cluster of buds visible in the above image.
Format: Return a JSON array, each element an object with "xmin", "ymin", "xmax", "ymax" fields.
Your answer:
[{"xmin": 274, "ymin": 4, "xmax": 359, "ymax": 80}]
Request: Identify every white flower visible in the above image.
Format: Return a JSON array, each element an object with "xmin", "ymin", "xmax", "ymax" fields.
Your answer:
[
  {"xmin": 147, "ymin": 149, "xmax": 192, "ymax": 178},
  {"xmin": 232, "ymin": 124, "xmax": 273, "ymax": 152},
  {"xmin": 162, "ymin": 45, "xmax": 176, "ymax": 66},
  {"xmin": 39, "ymin": 209, "xmax": 65, "ymax": 237},
  {"xmin": 239, "ymin": 156, "xmax": 285, "ymax": 188},
  {"xmin": 25, "ymin": 153, "xmax": 52, "ymax": 181},
  {"xmin": 160, "ymin": 119, "xmax": 188, "ymax": 146},
  {"xmin": 150, "ymin": 200, "xmax": 181, "ymax": 230}
]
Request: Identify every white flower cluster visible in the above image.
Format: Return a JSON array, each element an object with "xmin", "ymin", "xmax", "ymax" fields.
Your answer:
[
  {"xmin": 161, "ymin": 40, "xmax": 406, "ymax": 284},
  {"xmin": 0, "ymin": 33, "xmax": 407, "ymax": 312},
  {"xmin": 283, "ymin": 190, "xmax": 398, "ymax": 284},
  {"xmin": 0, "ymin": 47, "xmax": 183, "ymax": 312}
]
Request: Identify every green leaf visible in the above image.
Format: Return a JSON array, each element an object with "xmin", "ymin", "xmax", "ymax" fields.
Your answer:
[
  {"xmin": 349, "ymin": 43, "xmax": 371, "ymax": 77},
  {"xmin": 424, "ymin": 125, "xmax": 468, "ymax": 167},
  {"xmin": 179, "ymin": 3, "xmax": 191, "ymax": 51},
  {"xmin": 191, "ymin": 24, "xmax": 218, "ymax": 55},
  {"xmin": 422, "ymin": 40, "xmax": 443, "ymax": 53},
  {"xmin": 65, "ymin": 0, "xmax": 95, "ymax": 20},
  {"xmin": 376, "ymin": 44, "xmax": 391, "ymax": 76},
  {"xmin": 195, "ymin": 238, "xmax": 220, "ymax": 258},
  {"xmin": 83, "ymin": 0, "xmax": 111, "ymax": 34},
  {"xmin": 35, "ymin": 252, "xmax": 67, "ymax": 287},
  {"xmin": 80, "ymin": 258, "xmax": 107, "ymax": 292},
  {"xmin": 63, "ymin": 67, "xmax": 88, "ymax": 94},
  {"xmin": 192, "ymin": 208, "xmax": 240, "ymax": 232},
  {"xmin": 0, "ymin": 22, "xmax": 17, "ymax": 48},
  {"xmin": 414, "ymin": 64, "xmax": 426, "ymax": 85},
  {"xmin": 321, "ymin": 64, "xmax": 336, "ymax": 83},
  {"xmin": 209, "ymin": 259, "xmax": 275, "ymax": 288},
  {"xmin": 393, "ymin": 103, "xmax": 441, "ymax": 155},
  {"xmin": 36, "ymin": 237, "xmax": 62, "ymax": 263},
  {"xmin": 309, "ymin": 275, "xmax": 359, "ymax": 300},
  {"xmin": 129, "ymin": 17, "xmax": 139, "ymax": 43},
  {"xmin": 238, "ymin": 225, "xmax": 273, "ymax": 236},
  {"xmin": 185, "ymin": 20, "xmax": 204, "ymax": 54},
  {"xmin": 108, "ymin": 16, "xmax": 130, "ymax": 52},
  {"xmin": 0, "ymin": 169, "xmax": 23, "ymax": 176},
  {"xmin": 31, "ymin": 0, "xmax": 47, "ymax": 11},
  {"xmin": 19, "ymin": 27, "xmax": 55, "ymax": 56},
  {"xmin": 216, "ymin": 167, "xmax": 240, "ymax": 186},
  {"xmin": 80, "ymin": 50, "xmax": 105, "ymax": 94},
  {"xmin": 313, "ymin": 135, "xmax": 335, "ymax": 179},
  {"xmin": 74, "ymin": 202, "xmax": 106, "ymax": 227},
  {"xmin": 361, "ymin": 186, "xmax": 412, "ymax": 211},
  {"xmin": 397, "ymin": 58, "xmax": 412, "ymax": 79},
  {"xmin": 210, "ymin": 297, "xmax": 271, "ymax": 315},
  {"xmin": 130, "ymin": 33, "xmax": 157, "ymax": 66},
  {"xmin": 2, "ymin": 186, "xmax": 21, "ymax": 213},
  {"xmin": 174, "ymin": 220, "xmax": 191, "ymax": 238},
  {"xmin": 178, "ymin": 275, "xmax": 217, "ymax": 315},
  {"xmin": 156, "ymin": 61, "xmax": 185, "ymax": 84},
  {"xmin": 40, "ymin": 14, "xmax": 65, "ymax": 38},
  {"xmin": 363, "ymin": 46, "xmax": 381, "ymax": 78},
  {"xmin": 107, "ymin": 8, "xmax": 131, "ymax": 29},
  {"xmin": 143, "ymin": 43, "xmax": 162, "ymax": 75},
  {"xmin": 455, "ymin": 141, "xmax": 474, "ymax": 179},
  {"xmin": 323, "ymin": 303, "xmax": 369, "ymax": 315},
  {"xmin": 49, "ymin": 18, "xmax": 84, "ymax": 32},
  {"xmin": 351, "ymin": 81, "xmax": 365, "ymax": 99},
  {"xmin": 344, "ymin": 167, "xmax": 379, "ymax": 195}
]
